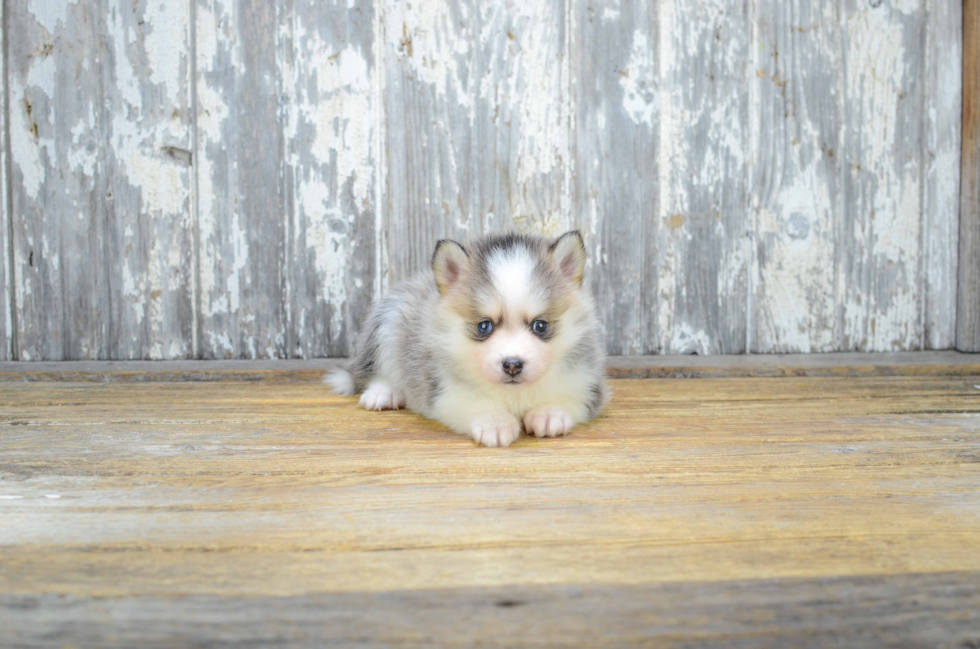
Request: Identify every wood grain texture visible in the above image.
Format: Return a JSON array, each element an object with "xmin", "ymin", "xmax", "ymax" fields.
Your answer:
[
  {"xmin": 961, "ymin": 0, "xmax": 980, "ymax": 352},
  {"xmin": 1, "ymin": 0, "xmax": 9, "ymax": 363},
  {"xmin": 750, "ymin": 1, "xmax": 840, "ymax": 353},
  {"xmin": 195, "ymin": 0, "xmax": 286, "ymax": 359},
  {"xmin": 657, "ymin": 0, "xmax": 750, "ymax": 354},
  {"xmin": 3, "ymin": 573, "xmax": 980, "ymax": 648},
  {"xmin": 280, "ymin": 0, "xmax": 378, "ymax": 358},
  {"xmin": 382, "ymin": 0, "xmax": 569, "ymax": 282},
  {"xmin": 0, "ymin": 0, "xmax": 968, "ymax": 359},
  {"xmin": 6, "ymin": 0, "xmax": 195, "ymax": 362},
  {"xmin": 922, "ymin": 0, "xmax": 962, "ymax": 351},
  {"xmin": 7, "ymin": 0, "xmax": 111, "ymax": 360},
  {"xmin": 572, "ymin": 0, "xmax": 658, "ymax": 355},
  {"xmin": 2, "ymin": 351, "xmax": 979, "ymax": 383},
  {"xmin": 103, "ymin": 0, "xmax": 195, "ymax": 361},
  {"xmin": 839, "ymin": 0, "xmax": 926, "ymax": 351},
  {"xmin": 196, "ymin": 0, "xmax": 378, "ymax": 360},
  {"xmin": 1, "ymin": 375, "xmax": 979, "ymax": 645}
]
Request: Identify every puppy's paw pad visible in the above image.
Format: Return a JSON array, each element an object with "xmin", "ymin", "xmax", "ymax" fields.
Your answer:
[
  {"xmin": 359, "ymin": 385, "xmax": 406, "ymax": 411},
  {"xmin": 470, "ymin": 414, "xmax": 522, "ymax": 448},
  {"xmin": 523, "ymin": 407, "xmax": 574, "ymax": 438}
]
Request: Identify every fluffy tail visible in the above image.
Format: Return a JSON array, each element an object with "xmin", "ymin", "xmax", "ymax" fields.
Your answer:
[{"xmin": 324, "ymin": 365, "xmax": 356, "ymax": 396}]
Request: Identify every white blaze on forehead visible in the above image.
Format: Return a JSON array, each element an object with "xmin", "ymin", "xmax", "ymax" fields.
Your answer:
[{"xmin": 487, "ymin": 248, "xmax": 544, "ymax": 318}]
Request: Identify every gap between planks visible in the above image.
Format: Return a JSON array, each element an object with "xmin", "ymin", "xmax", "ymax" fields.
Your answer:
[{"xmin": 0, "ymin": 351, "xmax": 977, "ymax": 383}]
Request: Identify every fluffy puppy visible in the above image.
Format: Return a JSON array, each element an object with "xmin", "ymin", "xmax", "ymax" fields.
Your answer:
[{"xmin": 326, "ymin": 230, "xmax": 608, "ymax": 447}]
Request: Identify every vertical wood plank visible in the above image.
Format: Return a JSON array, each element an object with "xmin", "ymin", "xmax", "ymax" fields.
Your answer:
[
  {"xmin": 1, "ymin": 0, "xmax": 9, "ymax": 361},
  {"xmin": 281, "ymin": 0, "xmax": 378, "ymax": 358},
  {"xmin": 922, "ymin": 0, "xmax": 962, "ymax": 350},
  {"xmin": 382, "ymin": 0, "xmax": 568, "ymax": 283},
  {"xmin": 839, "ymin": 0, "xmax": 925, "ymax": 351},
  {"xmin": 657, "ymin": 0, "xmax": 751, "ymax": 355},
  {"xmin": 960, "ymin": 0, "xmax": 980, "ymax": 352},
  {"xmin": 382, "ymin": 0, "xmax": 475, "ymax": 281},
  {"xmin": 196, "ymin": 0, "xmax": 286, "ymax": 359},
  {"xmin": 7, "ymin": 0, "xmax": 111, "ymax": 360},
  {"xmin": 7, "ymin": 0, "xmax": 194, "ymax": 361},
  {"xmin": 571, "ymin": 1, "xmax": 658, "ymax": 355},
  {"xmin": 471, "ymin": 1, "xmax": 569, "ymax": 236},
  {"xmin": 105, "ymin": 0, "xmax": 195, "ymax": 359},
  {"xmin": 750, "ymin": 2, "xmax": 841, "ymax": 353}
]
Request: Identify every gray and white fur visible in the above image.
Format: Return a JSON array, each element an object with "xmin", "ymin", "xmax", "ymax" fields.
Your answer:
[{"xmin": 326, "ymin": 231, "xmax": 608, "ymax": 447}]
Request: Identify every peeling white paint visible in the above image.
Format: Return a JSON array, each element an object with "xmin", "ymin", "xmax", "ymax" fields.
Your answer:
[
  {"xmin": 620, "ymin": 30, "xmax": 656, "ymax": 126},
  {"xmin": 4, "ymin": 0, "xmax": 963, "ymax": 359},
  {"xmin": 386, "ymin": 0, "xmax": 473, "ymax": 113},
  {"xmin": 27, "ymin": 0, "xmax": 81, "ymax": 35},
  {"xmin": 843, "ymin": 7, "xmax": 921, "ymax": 350},
  {"xmin": 670, "ymin": 324, "xmax": 712, "ymax": 356}
]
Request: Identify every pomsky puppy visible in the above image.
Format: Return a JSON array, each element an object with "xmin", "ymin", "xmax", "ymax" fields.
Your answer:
[{"xmin": 326, "ymin": 230, "xmax": 608, "ymax": 447}]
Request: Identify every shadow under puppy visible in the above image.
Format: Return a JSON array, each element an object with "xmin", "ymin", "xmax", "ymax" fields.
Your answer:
[{"xmin": 327, "ymin": 231, "xmax": 609, "ymax": 447}]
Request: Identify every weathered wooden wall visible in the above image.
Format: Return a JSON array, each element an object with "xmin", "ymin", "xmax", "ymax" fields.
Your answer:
[{"xmin": 0, "ymin": 0, "xmax": 965, "ymax": 360}]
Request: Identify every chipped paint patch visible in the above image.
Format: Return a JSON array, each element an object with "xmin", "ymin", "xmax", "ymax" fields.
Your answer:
[
  {"xmin": 842, "ymin": 6, "xmax": 922, "ymax": 350},
  {"xmin": 27, "ymin": 0, "xmax": 81, "ymax": 35},
  {"xmin": 620, "ymin": 29, "xmax": 657, "ymax": 126}
]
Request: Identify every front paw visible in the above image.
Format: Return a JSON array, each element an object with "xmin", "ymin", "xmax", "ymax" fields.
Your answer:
[
  {"xmin": 470, "ymin": 413, "xmax": 522, "ymax": 448},
  {"xmin": 359, "ymin": 382, "xmax": 406, "ymax": 411},
  {"xmin": 523, "ymin": 406, "xmax": 574, "ymax": 438}
]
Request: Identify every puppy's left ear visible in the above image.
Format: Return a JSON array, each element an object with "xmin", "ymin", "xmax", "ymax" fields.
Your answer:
[{"xmin": 550, "ymin": 230, "xmax": 587, "ymax": 285}]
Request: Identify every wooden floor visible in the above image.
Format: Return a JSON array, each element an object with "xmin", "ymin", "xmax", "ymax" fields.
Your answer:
[{"xmin": 1, "ymin": 361, "xmax": 980, "ymax": 647}]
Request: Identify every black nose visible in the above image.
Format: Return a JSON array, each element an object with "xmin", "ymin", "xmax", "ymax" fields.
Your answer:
[{"xmin": 502, "ymin": 358, "xmax": 524, "ymax": 377}]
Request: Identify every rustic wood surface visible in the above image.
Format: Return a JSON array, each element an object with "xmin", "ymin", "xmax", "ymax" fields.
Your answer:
[
  {"xmin": 751, "ymin": 0, "xmax": 839, "ymax": 355},
  {"xmin": 961, "ymin": 0, "xmax": 980, "ymax": 353},
  {"xmin": 571, "ymin": 0, "xmax": 658, "ymax": 356},
  {"xmin": 7, "ymin": 0, "xmax": 196, "ymax": 362},
  {"xmin": 924, "ymin": 0, "xmax": 963, "ymax": 351},
  {"xmin": 1, "ymin": 0, "xmax": 9, "ymax": 363},
  {"xmin": 1, "ymin": 351, "xmax": 979, "ymax": 383},
  {"xmin": 0, "ymin": 0, "xmax": 966, "ymax": 360},
  {"xmin": 1, "ymin": 372, "xmax": 979, "ymax": 646}
]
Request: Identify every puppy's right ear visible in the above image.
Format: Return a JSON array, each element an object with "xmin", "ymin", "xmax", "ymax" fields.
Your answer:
[{"xmin": 432, "ymin": 239, "xmax": 469, "ymax": 294}]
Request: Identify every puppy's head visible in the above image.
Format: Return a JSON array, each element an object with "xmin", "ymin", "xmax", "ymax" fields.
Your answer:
[{"xmin": 432, "ymin": 231, "xmax": 588, "ymax": 387}]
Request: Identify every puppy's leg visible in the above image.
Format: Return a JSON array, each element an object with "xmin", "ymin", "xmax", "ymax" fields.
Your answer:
[
  {"xmin": 430, "ymin": 392, "xmax": 522, "ymax": 447},
  {"xmin": 359, "ymin": 379, "xmax": 406, "ymax": 411}
]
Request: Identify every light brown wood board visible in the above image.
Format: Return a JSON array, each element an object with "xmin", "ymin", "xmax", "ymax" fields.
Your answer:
[{"xmin": 1, "ymin": 374, "xmax": 979, "ymax": 646}]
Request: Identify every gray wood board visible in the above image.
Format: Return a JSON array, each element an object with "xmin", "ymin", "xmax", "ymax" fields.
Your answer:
[
  {"xmin": 839, "ymin": 0, "xmax": 926, "ymax": 351},
  {"xmin": 7, "ymin": 0, "xmax": 112, "ymax": 361},
  {"xmin": 195, "ymin": 0, "xmax": 378, "ymax": 360},
  {"xmin": 2, "ymin": 573, "xmax": 979, "ymax": 648},
  {"xmin": 1, "ymin": 0, "xmax": 9, "ymax": 362},
  {"xmin": 280, "ymin": 0, "xmax": 378, "ymax": 359},
  {"xmin": 382, "ymin": 0, "xmax": 570, "ymax": 283},
  {"xmin": 923, "ymin": 0, "xmax": 962, "ymax": 351},
  {"xmin": 6, "ymin": 0, "xmax": 195, "ymax": 361},
  {"xmin": 750, "ymin": 0, "xmax": 840, "ymax": 353},
  {"xmin": 194, "ymin": 0, "xmax": 286, "ymax": 359},
  {"xmin": 656, "ymin": 0, "xmax": 751, "ymax": 355},
  {"xmin": 571, "ymin": 0, "xmax": 659, "ymax": 355}
]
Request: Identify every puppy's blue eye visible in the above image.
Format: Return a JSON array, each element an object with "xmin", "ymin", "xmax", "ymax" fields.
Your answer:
[
  {"xmin": 532, "ymin": 319, "xmax": 548, "ymax": 335},
  {"xmin": 477, "ymin": 320, "xmax": 494, "ymax": 336}
]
